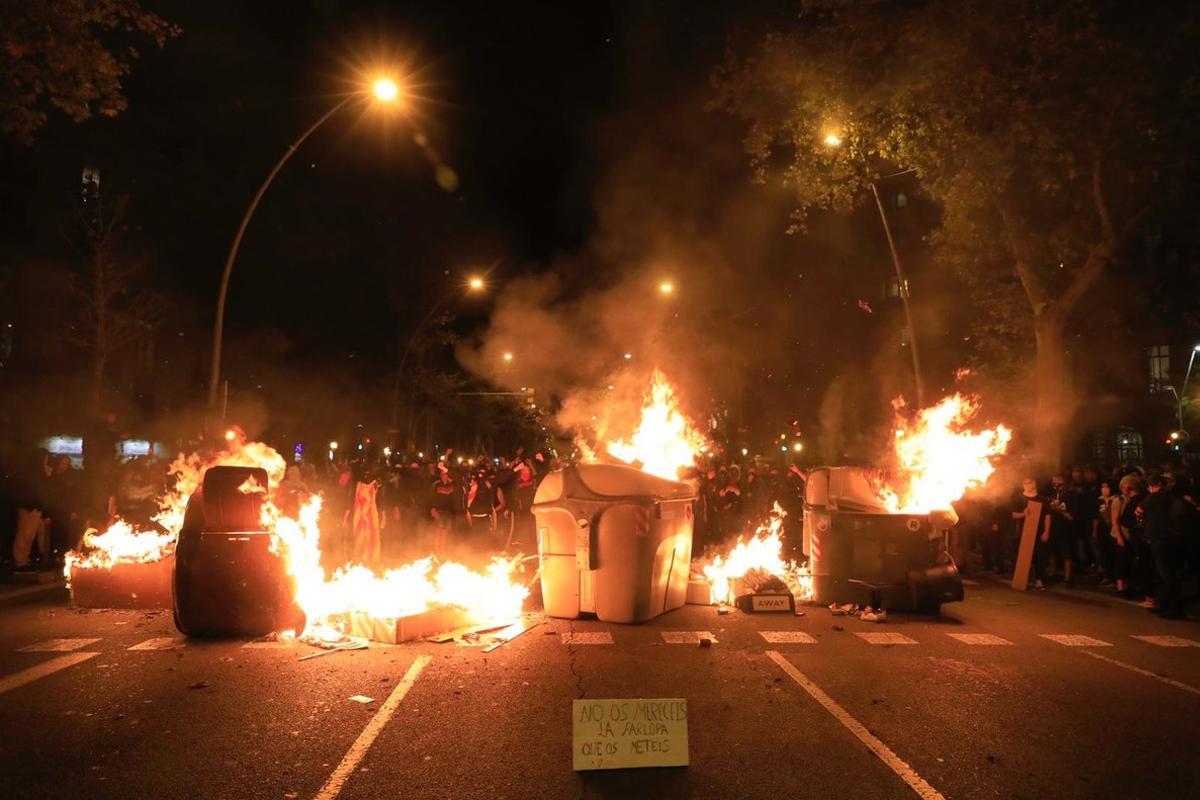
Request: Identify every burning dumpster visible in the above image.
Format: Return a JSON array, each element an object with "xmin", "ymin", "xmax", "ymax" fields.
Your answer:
[
  {"xmin": 803, "ymin": 466, "xmax": 962, "ymax": 613},
  {"xmin": 173, "ymin": 465, "xmax": 306, "ymax": 637},
  {"xmin": 533, "ymin": 463, "xmax": 695, "ymax": 623}
]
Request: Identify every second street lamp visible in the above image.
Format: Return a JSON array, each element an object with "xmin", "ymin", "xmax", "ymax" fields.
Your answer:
[{"xmin": 207, "ymin": 76, "xmax": 405, "ymax": 415}]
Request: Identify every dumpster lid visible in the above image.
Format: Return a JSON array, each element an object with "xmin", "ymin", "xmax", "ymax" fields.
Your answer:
[
  {"xmin": 202, "ymin": 465, "xmax": 270, "ymax": 532},
  {"xmin": 805, "ymin": 466, "xmax": 889, "ymax": 513},
  {"xmin": 534, "ymin": 463, "xmax": 696, "ymax": 504}
]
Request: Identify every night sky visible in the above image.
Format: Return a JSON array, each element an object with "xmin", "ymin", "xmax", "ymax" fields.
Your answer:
[{"xmin": 0, "ymin": 1, "xmax": 1045, "ymax": 453}]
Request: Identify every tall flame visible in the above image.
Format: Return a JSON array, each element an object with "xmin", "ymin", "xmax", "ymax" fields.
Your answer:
[
  {"xmin": 603, "ymin": 370, "xmax": 707, "ymax": 480},
  {"xmin": 877, "ymin": 394, "xmax": 1011, "ymax": 514},
  {"xmin": 699, "ymin": 504, "xmax": 812, "ymax": 604}
]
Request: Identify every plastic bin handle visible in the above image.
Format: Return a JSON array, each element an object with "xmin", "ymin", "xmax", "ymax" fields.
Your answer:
[{"xmin": 574, "ymin": 516, "xmax": 600, "ymax": 571}]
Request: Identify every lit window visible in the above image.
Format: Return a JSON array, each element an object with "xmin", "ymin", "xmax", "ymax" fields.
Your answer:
[
  {"xmin": 886, "ymin": 276, "xmax": 910, "ymax": 298},
  {"xmin": 895, "ymin": 191, "xmax": 908, "ymax": 208},
  {"xmin": 1149, "ymin": 344, "xmax": 1170, "ymax": 393}
]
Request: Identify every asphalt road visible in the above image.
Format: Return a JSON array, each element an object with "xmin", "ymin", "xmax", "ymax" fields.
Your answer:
[{"xmin": 1, "ymin": 576, "xmax": 1197, "ymax": 800}]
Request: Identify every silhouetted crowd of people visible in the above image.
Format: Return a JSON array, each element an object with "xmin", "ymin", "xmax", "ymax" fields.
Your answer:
[{"xmin": 955, "ymin": 464, "xmax": 1200, "ymax": 618}]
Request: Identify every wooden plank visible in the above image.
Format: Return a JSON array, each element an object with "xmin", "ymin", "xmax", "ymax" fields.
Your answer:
[{"xmin": 1011, "ymin": 500, "xmax": 1041, "ymax": 592}]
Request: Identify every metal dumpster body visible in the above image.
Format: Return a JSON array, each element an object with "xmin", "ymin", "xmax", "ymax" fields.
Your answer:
[
  {"xmin": 533, "ymin": 464, "xmax": 695, "ymax": 623},
  {"xmin": 802, "ymin": 466, "xmax": 963, "ymax": 613},
  {"xmin": 173, "ymin": 466, "xmax": 306, "ymax": 637}
]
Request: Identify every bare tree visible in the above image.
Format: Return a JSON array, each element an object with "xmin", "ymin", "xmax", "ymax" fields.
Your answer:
[{"xmin": 64, "ymin": 194, "xmax": 162, "ymax": 412}]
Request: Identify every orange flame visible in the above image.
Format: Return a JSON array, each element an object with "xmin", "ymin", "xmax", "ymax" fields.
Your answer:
[
  {"xmin": 699, "ymin": 504, "xmax": 812, "ymax": 604},
  {"xmin": 877, "ymin": 394, "xmax": 1011, "ymax": 513},
  {"xmin": 65, "ymin": 436, "xmax": 528, "ymax": 637},
  {"xmin": 602, "ymin": 370, "xmax": 708, "ymax": 480},
  {"xmin": 262, "ymin": 492, "xmax": 528, "ymax": 639}
]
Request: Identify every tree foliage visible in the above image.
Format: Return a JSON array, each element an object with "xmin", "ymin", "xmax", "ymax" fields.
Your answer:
[
  {"xmin": 713, "ymin": 0, "xmax": 1200, "ymax": 466},
  {"xmin": 0, "ymin": 0, "xmax": 178, "ymax": 143}
]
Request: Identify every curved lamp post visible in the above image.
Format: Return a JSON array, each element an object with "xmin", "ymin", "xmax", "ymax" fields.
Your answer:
[{"xmin": 207, "ymin": 78, "xmax": 403, "ymax": 412}]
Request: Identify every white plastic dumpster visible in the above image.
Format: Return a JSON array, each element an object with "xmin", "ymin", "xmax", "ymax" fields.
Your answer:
[{"xmin": 533, "ymin": 463, "xmax": 696, "ymax": 623}]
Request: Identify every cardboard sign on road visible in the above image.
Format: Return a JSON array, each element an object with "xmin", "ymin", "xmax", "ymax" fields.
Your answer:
[{"xmin": 572, "ymin": 698, "xmax": 689, "ymax": 771}]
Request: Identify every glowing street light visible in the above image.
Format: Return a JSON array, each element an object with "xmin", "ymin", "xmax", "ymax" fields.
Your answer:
[
  {"xmin": 209, "ymin": 72, "xmax": 412, "ymax": 416},
  {"xmin": 224, "ymin": 428, "xmax": 236, "ymax": 442},
  {"xmin": 502, "ymin": 352, "xmax": 514, "ymax": 363},
  {"xmin": 329, "ymin": 441, "xmax": 339, "ymax": 450},
  {"xmin": 468, "ymin": 276, "xmax": 485, "ymax": 291},
  {"xmin": 373, "ymin": 77, "xmax": 400, "ymax": 103},
  {"xmin": 623, "ymin": 352, "xmax": 633, "ymax": 360},
  {"xmin": 659, "ymin": 280, "xmax": 675, "ymax": 296},
  {"xmin": 792, "ymin": 442, "xmax": 804, "ymax": 453},
  {"xmin": 823, "ymin": 132, "xmax": 842, "ymax": 147}
]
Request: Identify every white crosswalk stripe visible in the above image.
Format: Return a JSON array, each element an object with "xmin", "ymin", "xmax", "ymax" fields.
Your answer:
[
  {"xmin": 1131, "ymin": 635, "xmax": 1200, "ymax": 648},
  {"xmin": 946, "ymin": 633, "xmax": 1013, "ymax": 646},
  {"xmin": 760, "ymin": 631, "xmax": 817, "ymax": 644},
  {"xmin": 660, "ymin": 631, "xmax": 717, "ymax": 644},
  {"xmin": 561, "ymin": 632, "xmax": 613, "ymax": 645},
  {"xmin": 1039, "ymin": 634, "xmax": 1111, "ymax": 647},
  {"xmin": 128, "ymin": 637, "xmax": 186, "ymax": 651},
  {"xmin": 18, "ymin": 638, "xmax": 101, "ymax": 653},
  {"xmin": 855, "ymin": 632, "xmax": 918, "ymax": 645}
]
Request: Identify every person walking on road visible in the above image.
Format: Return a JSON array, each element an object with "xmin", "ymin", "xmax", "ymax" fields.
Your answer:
[{"xmin": 1141, "ymin": 475, "xmax": 1186, "ymax": 619}]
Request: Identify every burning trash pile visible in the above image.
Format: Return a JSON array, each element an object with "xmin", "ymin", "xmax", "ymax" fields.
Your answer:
[
  {"xmin": 64, "ymin": 434, "xmax": 530, "ymax": 645},
  {"xmin": 692, "ymin": 504, "xmax": 812, "ymax": 612}
]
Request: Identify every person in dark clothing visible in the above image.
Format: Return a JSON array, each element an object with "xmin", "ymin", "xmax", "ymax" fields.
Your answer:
[
  {"xmin": 429, "ymin": 467, "xmax": 459, "ymax": 556},
  {"xmin": 507, "ymin": 460, "xmax": 538, "ymax": 549},
  {"xmin": 1142, "ymin": 475, "xmax": 1186, "ymax": 618},
  {"xmin": 82, "ymin": 411, "xmax": 120, "ymax": 525},
  {"xmin": 1047, "ymin": 474, "xmax": 1077, "ymax": 583}
]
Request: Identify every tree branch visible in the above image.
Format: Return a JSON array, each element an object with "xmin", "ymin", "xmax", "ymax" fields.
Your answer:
[
  {"xmin": 1001, "ymin": 208, "xmax": 1050, "ymax": 315},
  {"xmin": 1092, "ymin": 156, "xmax": 1114, "ymax": 243},
  {"xmin": 1055, "ymin": 243, "xmax": 1112, "ymax": 319}
]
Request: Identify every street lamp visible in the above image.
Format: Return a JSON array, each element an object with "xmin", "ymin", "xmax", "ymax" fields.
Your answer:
[
  {"xmin": 1176, "ymin": 344, "xmax": 1200, "ymax": 434},
  {"xmin": 502, "ymin": 351, "xmax": 514, "ymax": 363},
  {"xmin": 390, "ymin": 273, "xmax": 490, "ymax": 426},
  {"xmin": 659, "ymin": 280, "xmax": 675, "ymax": 296},
  {"xmin": 207, "ymin": 75, "xmax": 405, "ymax": 414},
  {"xmin": 822, "ymin": 133, "xmax": 924, "ymax": 406}
]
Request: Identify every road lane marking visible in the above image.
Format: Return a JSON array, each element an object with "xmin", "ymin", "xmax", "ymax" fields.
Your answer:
[
  {"xmin": 561, "ymin": 632, "xmax": 613, "ymax": 645},
  {"xmin": 766, "ymin": 651, "xmax": 945, "ymax": 800},
  {"xmin": 760, "ymin": 631, "xmax": 817, "ymax": 644},
  {"xmin": 0, "ymin": 652, "xmax": 99, "ymax": 696},
  {"xmin": 1132, "ymin": 635, "xmax": 1200, "ymax": 648},
  {"xmin": 128, "ymin": 637, "xmax": 186, "ymax": 651},
  {"xmin": 1039, "ymin": 634, "xmax": 1111, "ymax": 647},
  {"xmin": 660, "ymin": 631, "xmax": 717, "ymax": 644},
  {"xmin": 1077, "ymin": 650, "xmax": 1200, "ymax": 696},
  {"xmin": 313, "ymin": 654, "xmax": 431, "ymax": 800},
  {"xmin": 960, "ymin": 578, "xmax": 980, "ymax": 586},
  {"xmin": 0, "ymin": 582, "xmax": 64, "ymax": 601},
  {"xmin": 856, "ymin": 632, "xmax": 918, "ymax": 645},
  {"xmin": 18, "ymin": 638, "xmax": 101, "ymax": 652},
  {"xmin": 945, "ymin": 633, "xmax": 1012, "ymax": 646}
]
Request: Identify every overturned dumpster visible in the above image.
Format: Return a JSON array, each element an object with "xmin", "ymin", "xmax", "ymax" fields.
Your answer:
[
  {"xmin": 173, "ymin": 465, "xmax": 306, "ymax": 637},
  {"xmin": 533, "ymin": 463, "xmax": 695, "ymax": 623},
  {"xmin": 802, "ymin": 466, "xmax": 962, "ymax": 613}
]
